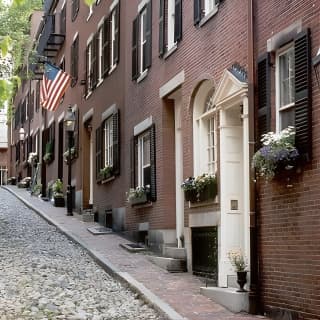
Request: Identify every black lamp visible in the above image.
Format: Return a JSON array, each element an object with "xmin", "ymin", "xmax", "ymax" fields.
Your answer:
[{"xmin": 64, "ymin": 105, "xmax": 76, "ymax": 216}]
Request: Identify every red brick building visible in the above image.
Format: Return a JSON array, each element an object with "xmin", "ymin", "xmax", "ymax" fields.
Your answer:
[
  {"xmin": 9, "ymin": 0, "xmax": 320, "ymax": 318},
  {"xmin": 255, "ymin": 1, "xmax": 320, "ymax": 319}
]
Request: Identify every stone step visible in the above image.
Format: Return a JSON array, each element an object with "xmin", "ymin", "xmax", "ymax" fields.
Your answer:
[
  {"xmin": 200, "ymin": 287, "xmax": 249, "ymax": 313},
  {"xmin": 148, "ymin": 256, "xmax": 187, "ymax": 273},
  {"xmin": 162, "ymin": 247, "xmax": 187, "ymax": 260}
]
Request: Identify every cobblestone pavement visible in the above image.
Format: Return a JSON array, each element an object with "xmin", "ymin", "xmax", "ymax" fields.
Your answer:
[{"xmin": 0, "ymin": 189, "xmax": 165, "ymax": 320}]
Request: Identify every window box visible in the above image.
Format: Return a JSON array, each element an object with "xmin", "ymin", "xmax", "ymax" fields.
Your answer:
[
  {"xmin": 127, "ymin": 186, "xmax": 151, "ymax": 206},
  {"xmin": 100, "ymin": 165, "xmax": 114, "ymax": 180},
  {"xmin": 54, "ymin": 196, "xmax": 65, "ymax": 207},
  {"xmin": 198, "ymin": 182, "xmax": 217, "ymax": 202},
  {"xmin": 184, "ymin": 189, "xmax": 198, "ymax": 202}
]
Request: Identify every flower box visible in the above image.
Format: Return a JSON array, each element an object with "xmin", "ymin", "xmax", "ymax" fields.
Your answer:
[
  {"xmin": 130, "ymin": 192, "xmax": 148, "ymax": 205},
  {"xmin": 184, "ymin": 189, "xmax": 198, "ymax": 202}
]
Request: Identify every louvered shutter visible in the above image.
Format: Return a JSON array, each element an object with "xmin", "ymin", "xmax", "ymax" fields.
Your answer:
[
  {"xmin": 103, "ymin": 16, "xmax": 111, "ymax": 77},
  {"xmin": 132, "ymin": 17, "xmax": 139, "ymax": 80},
  {"xmin": 174, "ymin": 0, "xmax": 182, "ymax": 43},
  {"xmin": 194, "ymin": 0, "xmax": 201, "ymax": 25},
  {"xmin": 91, "ymin": 34, "xmax": 98, "ymax": 89},
  {"xmin": 144, "ymin": 1, "xmax": 152, "ymax": 70},
  {"xmin": 256, "ymin": 53, "xmax": 271, "ymax": 149},
  {"xmin": 159, "ymin": 0, "xmax": 165, "ymax": 57},
  {"xmin": 150, "ymin": 124, "xmax": 157, "ymax": 202},
  {"xmin": 72, "ymin": 0, "xmax": 79, "ymax": 21},
  {"xmin": 84, "ymin": 47, "xmax": 89, "ymax": 97},
  {"xmin": 112, "ymin": 111, "xmax": 120, "ymax": 175},
  {"xmin": 294, "ymin": 29, "xmax": 312, "ymax": 161},
  {"xmin": 51, "ymin": 121, "xmax": 55, "ymax": 162},
  {"xmin": 113, "ymin": 3, "xmax": 120, "ymax": 65},
  {"xmin": 60, "ymin": 4, "xmax": 66, "ymax": 35},
  {"xmin": 96, "ymin": 127, "xmax": 102, "ymax": 180}
]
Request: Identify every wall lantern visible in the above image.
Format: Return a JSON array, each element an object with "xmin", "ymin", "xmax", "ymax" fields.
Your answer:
[{"xmin": 19, "ymin": 127, "xmax": 25, "ymax": 141}]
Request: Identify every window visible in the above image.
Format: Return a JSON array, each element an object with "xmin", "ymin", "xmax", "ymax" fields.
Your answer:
[
  {"xmin": 29, "ymin": 91, "xmax": 34, "ymax": 121},
  {"xmin": 194, "ymin": 0, "xmax": 220, "ymax": 25},
  {"xmin": 35, "ymin": 81, "xmax": 40, "ymax": 112},
  {"xmin": 159, "ymin": 0, "xmax": 182, "ymax": 56},
  {"xmin": 137, "ymin": 131, "xmax": 151, "ymax": 187},
  {"xmin": 110, "ymin": 8, "xmax": 119, "ymax": 70},
  {"xmin": 131, "ymin": 123, "xmax": 156, "ymax": 201},
  {"xmin": 103, "ymin": 116, "xmax": 113, "ymax": 168},
  {"xmin": 132, "ymin": 2, "xmax": 152, "ymax": 80},
  {"xmin": 86, "ymin": 34, "xmax": 98, "ymax": 93},
  {"xmin": 257, "ymin": 29, "xmax": 311, "ymax": 160},
  {"xmin": 60, "ymin": 4, "xmax": 66, "ymax": 35},
  {"xmin": 96, "ymin": 111, "xmax": 120, "ymax": 180},
  {"xmin": 276, "ymin": 45, "xmax": 295, "ymax": 131},
  {"xmin": 70, "ymin": 35, "xmax": 79, "ymax": 87},
  {"xmin": 71, "ymin": 0, "xmax": 79, "ymax": 21},
  {"xmin": 193, "ymin": 84, "xmax": 217, "ymax": 176}
]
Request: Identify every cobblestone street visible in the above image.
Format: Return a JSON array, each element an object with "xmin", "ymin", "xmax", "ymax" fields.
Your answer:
[{"xmin": 0, "ymin": 189, "xmax": 165, "ymax": 320}]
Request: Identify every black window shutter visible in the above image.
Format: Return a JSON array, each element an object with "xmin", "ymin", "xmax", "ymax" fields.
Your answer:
[
  {"xmin": 159, "ymin": 0, "xmax": 165, "ymax": 57},
  {"xmin": 91, "ymin": 34, "xmax": 98, "ymax": 89},
  {"xmin": 51, "ymin": 121, "xmax": 55, "ymax": 162},
  {"xmin": 256, "ymin": 53, "xmax": 271, "ymax": 149},
  {"xmin": 71, "ymin": 0, "xmax": 79, "ymax": 21},
  {"xmin": 103, "ymin": 16, "xmax": 111, "ymax": 78},
  {"xmin": 132, "ymin": 16, "xmax": 139, "ymax": 80},
  {"xmin": 150, "ymin": 124, "xmax": 157, "ymax": 202},
  {"xmin": 294, "ymin": 29, "xmax": 312, "ymax": 161},
  {"xmin": 96, "ymin": 127, "xmax": 102, "ymax": 180},
  {"xmin": 112, "ymin": 111, "xmax": 120, "ymax": 176},
  {"xmin": 113, "ymin": 3, "xmax": 120, "ymax": 65},
  {"xmin": 194, "ymin": 0, "xmax": 201, "ymax": 25},
  {"xmin": 174, "ymin": 0, "xmax": 182, "ymax": 43},
  {"xmin": 84, "ymin": 47, "xmax": 89, "ymax": 96},
  {"xmin": 144, "ymin": 1, "xmax": 152, "ymax": 70},
  {"xmin": 60, "ymin": 4, "xmax": 66, "ymax": 35}
]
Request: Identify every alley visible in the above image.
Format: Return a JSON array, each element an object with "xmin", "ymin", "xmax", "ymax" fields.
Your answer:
[{"xmin": 0, "ymin": 189, "xmax": 164, "ymax": 320}]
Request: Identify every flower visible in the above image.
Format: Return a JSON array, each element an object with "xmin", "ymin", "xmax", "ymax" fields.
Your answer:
[
  {"xmin": 27, "ymin": 152, "xmax": 38, "ymax": 165},
  {"xmin": 181, "ymin": 177, "xmax": 195, "ymax": 191},
  {"xmin": 181, "ymin": 173, "xmax": 216, "ymax": 193},
  {"xmin": 228, "ymin": 249, "xmax": 247, "ymax": 272},
  {"xmin": 126, "ymin": 185, "xmax": 150, "ymax": 202},
  {"xmin": 252, "ymin": 127, "xmax": 299, "ymax": 179}
]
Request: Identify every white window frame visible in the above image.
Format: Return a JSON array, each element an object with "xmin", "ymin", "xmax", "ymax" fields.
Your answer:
[
  {"xmin": 110, "ymin": 9, "xmax": 117, "ymax": 70},
  {"xmin": 137, "ymin": 131, "xmax": 151, "ymax": 187},
  {"xmin": 167, "ymin": 0, "xmax": 176, "ymax": 51},
  {"xmin": 205, "ymin": 0, "xmax": 216, "ymax": 16},
  {"xmin": 98, "ymin": 26, "xmax": 103, "ymax": 83},
  {"xmin": 139, "ymin": 8, "xmax": 147, "ymax": 74},
  {"xmin": 276, "ymin": 43, "xmax": 295, "ymax": 132},
  {"xmin": 87, "ymin": 5, "xmax": 93, "ymax": 21},
  {"xmin": 103, "ymin": 116, "xmax": 113, "ymax": 167}
]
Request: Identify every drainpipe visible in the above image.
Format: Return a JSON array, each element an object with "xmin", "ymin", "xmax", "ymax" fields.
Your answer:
[{"xmin": 248, "ymin": 0, "xmax": 260, "ymax": 314}]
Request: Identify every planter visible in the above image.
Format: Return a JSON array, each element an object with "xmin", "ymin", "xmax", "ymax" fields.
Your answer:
[
  {"xmin": 198, "ymin": 182, "xmax": 217, "ymax": 202},
  {"xmin": 130, "ymin": 192, "xmax": 148, "ymax": 205},
  {"xmin": 54, "ymin": 196, "xmax": 65, "ymax": 207},
  {"xmin": 236, "ymin": 271, "xmax": 247, "ymax": 292},
  {"xmin": 184, "ymin": 189, "xmax": 198, "ymax": 202}
]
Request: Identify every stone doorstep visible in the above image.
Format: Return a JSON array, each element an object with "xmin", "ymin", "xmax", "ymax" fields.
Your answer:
[
  {"xmin": 200, "ymin": 286, "xmax": 249, "ymax": 313},
  {"xmin": 162, "ymin": 246, "xmax": 187, "ymax": 260},
  {"xmin": 148, "ymin": 256, "xmax": 187, "ymax": 273},
  {"xmin": 119, "ymin": 243, "xmax": 147, "ymax": 253}
]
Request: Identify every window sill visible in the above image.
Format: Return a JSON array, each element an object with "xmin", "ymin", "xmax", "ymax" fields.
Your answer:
[
  {"xmin": 85, "ymin": 91, "xmax": 93, "ymax": 100},
  {"xmin": 199, "ymin": 6, "xmax": 218, "ymax": 28},
  {"xmin": 86, "ymin": 11, "xmax": 93, "ymax": 22},
  {"xmin": 163, "ymin": 44, "xmax": 178, "ymax": 60},
  {"xmin": 101, "ymin": 176, "xmax": 115, "ymax": 184},
  {"xmin": 96, "ymin": 79, "xmax": 103, "ymax": 88},
  {"xmin": 136, "ymin": 69, "xmax": 148, "ymax": 83},
  {"xmin": 108, "ymin": 64, "xmax": 117, "ymax": 76}
]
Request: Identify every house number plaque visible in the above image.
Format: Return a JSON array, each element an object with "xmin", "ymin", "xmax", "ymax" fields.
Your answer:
[{"xmin": 230, "ymin": 200, "xmax": 238, "ymax": 210}]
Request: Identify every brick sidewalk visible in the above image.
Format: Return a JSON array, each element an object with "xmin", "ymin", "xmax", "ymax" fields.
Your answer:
[{"xmin": 3, "ymin": 186, "xmax": 264, "ymax": 320}]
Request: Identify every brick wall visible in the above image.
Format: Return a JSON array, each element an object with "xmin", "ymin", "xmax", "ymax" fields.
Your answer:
[{"xmin": 255, "ymin": 1, "xmax": 320, "ymax": 318}]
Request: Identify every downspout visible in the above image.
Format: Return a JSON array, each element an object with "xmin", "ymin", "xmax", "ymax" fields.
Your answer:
[{"xmin": 248, "ymin": 0, "xmax": 260, "ymax": 314}]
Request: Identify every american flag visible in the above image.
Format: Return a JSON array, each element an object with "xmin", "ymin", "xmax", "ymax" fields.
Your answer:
[{"xmin": 40, "ymin": 62, "xmax": 71, "ymax": 112}]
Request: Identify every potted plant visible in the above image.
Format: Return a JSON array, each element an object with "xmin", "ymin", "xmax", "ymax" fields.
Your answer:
[
  {"xmin": 228, "ymin": 249, "xmax": 248, "ymax": 292},
  {"xmin": 100, "ymin": 165, "xmax": 113, "ymax": 180},
  {"xmin": 52, "ymin": 179, "xmax": 65, "ymax": 207},
  {"xmin": 126, "ymin": 185, "xmax": 150, "ymax": 205},
  {"xmin": 252, "ymin": 126, "xmax": 299, "ymax": 180},
  {"xmin": 28, "ymin": 152, "xmax": 38, "ymax": 166}
]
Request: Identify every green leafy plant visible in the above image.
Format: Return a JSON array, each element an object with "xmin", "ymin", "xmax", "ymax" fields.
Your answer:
[
  {"xmin": 126, "ymin": 185, "xmax": 150, "ymax": 202},
  {"xmin": 52, "ymin": 179, "xmax": 63, "ymax": 198},
  {"xmin": 100, "ymin": 165, "xmax": 113, "ymax": 179},
  {"xmin": 252, "ymin": 127, "xmax": 299, "ymax": 179}
]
